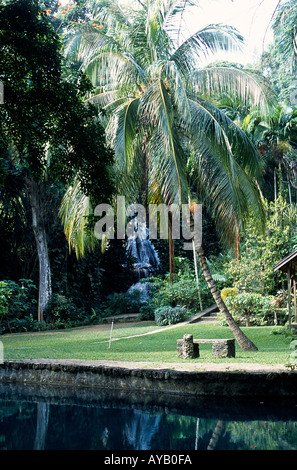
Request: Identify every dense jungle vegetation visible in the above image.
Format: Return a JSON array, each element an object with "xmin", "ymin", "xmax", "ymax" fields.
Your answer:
[{"xmin": 1, "ymin": 0, "xmax": 297, "ymax": 338}]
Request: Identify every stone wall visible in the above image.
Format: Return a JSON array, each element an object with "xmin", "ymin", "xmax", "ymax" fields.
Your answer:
[{"xmin": 1, "ymin": 360, "xmax": 297, "ymax": 397}]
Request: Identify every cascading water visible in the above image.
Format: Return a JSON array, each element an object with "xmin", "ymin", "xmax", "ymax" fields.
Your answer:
[{"xmin": 126, "ymin": 221, "xmax": 159, "ymax": 303}]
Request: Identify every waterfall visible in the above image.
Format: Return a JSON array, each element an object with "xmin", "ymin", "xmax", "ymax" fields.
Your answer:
[{"xmin": 126, "ymin": 221, "xmax": 159, "ymax": 303}]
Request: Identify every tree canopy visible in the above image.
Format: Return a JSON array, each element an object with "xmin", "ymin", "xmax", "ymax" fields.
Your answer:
[
  {"xmin": 0, "ymin": 0, "xmax": 114, "ymax": 319},
  {"xmin": 0, "ymin": 0, "xmax": 114, "ymax": 204}
]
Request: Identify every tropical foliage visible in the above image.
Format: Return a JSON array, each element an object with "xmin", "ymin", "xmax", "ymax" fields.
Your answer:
[
  {"xmin": 64, "ymin": 0, "xmax": 268, "ymax": 243},
  {"xmin": 0, "ymin": 0, "xmax": 114, "ymax": 320},
  {"xmin": 1, "ymin": 0, "xmax": 297, "ymax": 342}
]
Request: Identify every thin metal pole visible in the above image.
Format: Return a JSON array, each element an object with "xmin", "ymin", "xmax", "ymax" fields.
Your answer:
[
  {"xmin": 109, "ymin": 321, "xmax": 114, "ymax": 349},
  {"xmin": 293, "ymin": 268, "xmax": 297, "ymax": 323},
  {"xmin": 288, "ymin": 268, "xmax": 292, "ymax": 330}
]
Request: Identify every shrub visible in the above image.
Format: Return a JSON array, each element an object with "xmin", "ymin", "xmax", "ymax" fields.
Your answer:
[
  {"xmin": 154, "ymin": 305, "xmax": 187, "ymax": 326},
  {"xmin": 152, "ymin": 277, "xmax": 212, "ymax": 313},
  {"xmin": 138, "ymin": 303, "xmax": 155, "ymax": 321},
  {"xmin": 7, "ymin": 314, "xmax": 39, "ymax": 333},
  {"xmin": 221, "ymin": 287, "xmax": 239, "ymax": 303},
  {"xmin": 224, "ymin": 292, "xmax": 282, "ymax": 326},
  {"xmin": 224, "ymin": 195, "xmax": 297, "ymax": 296},
  {"xmin": 0, "ymin": 281, "xmax": 10, "ymax": 318},
  {"xmin": 0, "ymin": 279, "xmax": 38, "ymax": 334},
  {"xmin": 102, "ymin": 291, "xmax": 142, "ymax": 317},
  {"xmin": 5, "ymin": 279, "xmax": 37, "ymax": 318},
  {"xmin": 44, "ymin": 293, "xmax": 76, "ymax": 325},
  {"xmin": 0, "ymin": 280, "xmax": 101, "ymax": 333}
]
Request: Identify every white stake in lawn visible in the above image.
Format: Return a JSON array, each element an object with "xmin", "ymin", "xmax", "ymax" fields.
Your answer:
[{"xmin": 109, "ymin": 321, "xmax": 114, "ymax": 349}]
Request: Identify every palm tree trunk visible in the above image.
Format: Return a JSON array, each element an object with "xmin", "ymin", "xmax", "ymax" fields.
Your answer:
[
  {"xmin": 197, "ymin": 246, "xmax": 258, "ymax": 352},
  {"xmin": 30, "ymin": 179, "xmax": 52, "ymax": 322},
  {"xmin": 207, "ymin": 420, "xmax": 225, "ymax": 450},
  {"xmin": 193, "ymin": 240, "xmax": 203, "ymax": 311}
]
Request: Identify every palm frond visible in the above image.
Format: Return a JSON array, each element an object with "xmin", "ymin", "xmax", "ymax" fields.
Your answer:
[
  {"xmin": 193, "ymin": 67, "xmax": 275, "ymax": 119},
  {"xmin": 59, "ymin": 177, "xmax": 97, "ymax": 259},
  {"xmin": 64, "ymin": 23, "xmax": 120, "ymax": 63},
  {"xmin": 90, "ymin": 0, "xmax": 132, "ymax": 28},
  {"xmin": 62, "ymin": 0, "xmax": 268, "ymax": 250},
  {"xmin": 171, "ymin": 24, "xmax": 244, "ymax": 70},
  {"xmin": 192, "ymin": 148, "xmax": 265, "ymax": 246},
  {"xmin": 140, "ymin": 79, "xmax": 189, "ymax": 204},
  {"xmin": 106, "ymin": 97, "xmax": 141, "ymax": 172},
  {"xmin": 187, "ymin": 96, "xmax": 235, "ymax": 175},
  {"xmin": 162, "ymin": 59, "xmax": 191, "ymax": 123}
]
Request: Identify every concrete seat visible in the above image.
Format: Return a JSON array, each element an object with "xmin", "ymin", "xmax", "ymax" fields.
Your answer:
[{"xmin": 177, "ymin": 335, "xmax": 235, "ymax": 359}]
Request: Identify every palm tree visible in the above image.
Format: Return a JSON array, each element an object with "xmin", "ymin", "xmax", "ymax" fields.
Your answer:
[{"xmin": 63, "ymin": 0, "xmax": 273, "ymax": 351}]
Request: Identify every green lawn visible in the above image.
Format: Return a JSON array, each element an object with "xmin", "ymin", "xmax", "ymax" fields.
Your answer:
[{"xmin": 0, "ymin": 321, "xmax": 294, "ymax": 365}]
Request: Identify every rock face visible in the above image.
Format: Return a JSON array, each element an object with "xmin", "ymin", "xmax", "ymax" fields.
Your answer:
[{"xmin": 1, "ymin": 360, "xmax": 297, "ymax": 397}]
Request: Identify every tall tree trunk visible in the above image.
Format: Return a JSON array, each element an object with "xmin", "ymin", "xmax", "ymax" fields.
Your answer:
[
  {"xmin": 193, "ymin": 240, "xmax": 203, "ymax": 311},
  {"xmin": 30, "ymin": 180, "xmax": 52, "ymax": 322},
  {"xmin": 197, "ymin": 246, "xmax": 258, "ymax": 352}
]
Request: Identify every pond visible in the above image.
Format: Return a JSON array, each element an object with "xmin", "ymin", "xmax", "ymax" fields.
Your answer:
[{"xmin": 1, "ymin": 383, "xmax": 297, "ymax": 451}]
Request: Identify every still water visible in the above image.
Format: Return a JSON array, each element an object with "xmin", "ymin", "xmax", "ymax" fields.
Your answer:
[{"xmin": 1, "ymin": 383, "xmax": 297, "ymax": 451}]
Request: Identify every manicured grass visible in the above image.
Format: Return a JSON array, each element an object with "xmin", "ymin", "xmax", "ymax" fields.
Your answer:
[{"xmin": 0, "ymin": 321, "xmax": 294, "ymax": 365}]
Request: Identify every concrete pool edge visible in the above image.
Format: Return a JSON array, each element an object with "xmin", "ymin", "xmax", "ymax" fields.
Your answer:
[{"xmin": 1, "ymin": 359, "xmax": 297, "ymax": 397}]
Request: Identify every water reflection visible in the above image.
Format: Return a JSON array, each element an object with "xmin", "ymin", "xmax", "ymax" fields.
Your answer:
[
  {"xmin": 124, "ymin": 410, "xmax": 161, "ymax": 450},
  {"xmin": 1, "ymin": 384, "xmax": 297, "ymax": 450}
]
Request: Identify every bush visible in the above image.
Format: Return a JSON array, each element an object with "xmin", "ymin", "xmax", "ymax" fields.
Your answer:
[
  {"xmin": 223, "ymin": 194, "xmax": 297, "ymax": 296},
  {"xmin": 221, "ymin": 287, "xmax": 239, "ymax": 303},
  {"xmin": 154, "ymin": 305, "xmax": 187, "ymax": 326},
  {"xmin": 0, "ymin": 280, "xmax": 100, "ymax": 333},
  {"xmin": 138, "ymin": 303, "xmax": 155, "ymax": 321},
  {"xmin": 6, "ymin": 279, "xmax": 37, "ymax": 317},
  {"xmin": 102, "ymin": 291, "xmax": 142, "ymax": 317},
  {"xmin": 224, "ymin": 292, "xmax": 282, "ymax": 326},
  {"xmin": 152, "ymin": 277, "xmax": 212, "ymax": 313},
  {"xmin": 44, "ymin": 293, "xmax": 76, "ymax": 325},
  {"xmin": 0, "ymin": 279, "xmax": 38, "ymax": 334},
  {"xmin": 0, "ymin": 281, "xmax": 10, "ymax": 318},
  {"xmin": 7, "ymin": 314, "xmax": 42, "ymax": 333}
]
